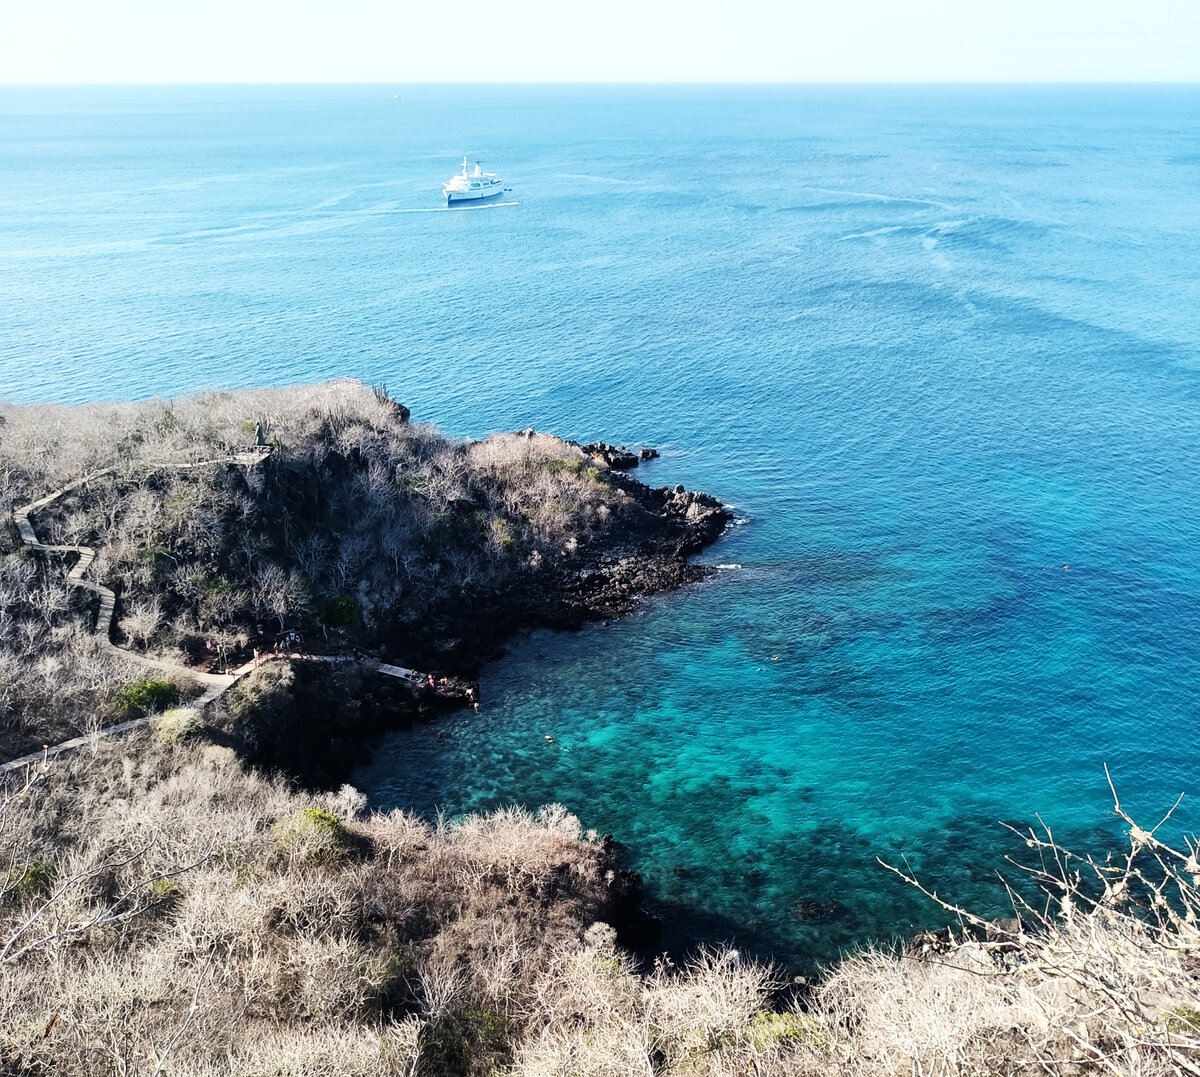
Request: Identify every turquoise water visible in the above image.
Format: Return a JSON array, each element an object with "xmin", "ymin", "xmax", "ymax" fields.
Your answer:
[{"xmin": 3, "ymin": 85, "xmax": 1200, "ymax": 966}]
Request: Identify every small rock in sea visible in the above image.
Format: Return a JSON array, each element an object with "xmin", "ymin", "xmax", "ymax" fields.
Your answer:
[
  {"xmin": 639, "ymin": 447, "xmax": 659, "ymax": 460},
  {"xmin": 985, "ymin": 917, "xmax": 1023, "ymax": 946},
  {"xmin": 906, "ymin": 927, "xmax": 956, "ymax": 957},
  {"xmin": 794, "ymin": 898, "xmax": 848, "ymax": 924}
]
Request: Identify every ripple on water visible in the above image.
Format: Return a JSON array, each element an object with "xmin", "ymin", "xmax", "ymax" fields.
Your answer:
[{"xmin": 5, "ymin": 84, "xmax": 1200, "ymax": 966}]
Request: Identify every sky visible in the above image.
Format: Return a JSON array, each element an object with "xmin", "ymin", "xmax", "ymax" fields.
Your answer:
[{"xmin": 1, "ymin": 0, "xmax": 1197, "ymax": 83}]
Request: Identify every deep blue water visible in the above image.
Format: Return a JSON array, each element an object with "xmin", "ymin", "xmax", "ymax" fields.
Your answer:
[{"xmin": 3, "ymin": 84, "xmax": 1200, "ymax": 966}]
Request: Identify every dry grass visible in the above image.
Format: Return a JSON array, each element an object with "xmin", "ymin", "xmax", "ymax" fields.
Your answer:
[
  {"xmin": 0, "ymin": 735, "xmax": 633, "ymax": 1076},
  {"xmin": 5, "ymin": 735, "xmax": 1200, "ymax": 1074}
]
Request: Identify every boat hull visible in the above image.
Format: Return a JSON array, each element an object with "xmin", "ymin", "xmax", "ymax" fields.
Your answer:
[{"xmin": 444, "ymin": 186, "xmax": 505, "ymax": 205}]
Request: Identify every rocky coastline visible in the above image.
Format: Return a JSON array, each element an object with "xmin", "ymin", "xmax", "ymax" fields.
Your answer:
[
  {"xmin": 5, "ymin": 389, "xmax": 1187, "ymax": 1075},
  {"xmin": 193, "ymin": 431, "xmax": 730, "ymax": 954},
  {"xmin": 221, "ymin": 434, "xmax": 732, "ymax": 792},
  {"xmin": 386, "ymin": 446, "xmax": 731, "ymax": 670},
  {"xmin": 1, "ymin": 387, "xmax": 732, "ymax": 966}
]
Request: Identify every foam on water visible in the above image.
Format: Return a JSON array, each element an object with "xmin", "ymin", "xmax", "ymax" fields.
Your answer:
[{"xmin": 2, "ymin": 84, "xmax": 1199, "ymax": 966}]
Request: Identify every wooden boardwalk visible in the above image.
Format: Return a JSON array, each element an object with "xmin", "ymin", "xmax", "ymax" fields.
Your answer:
[{"xmin": 2, "ymin": 451, "xmax": 433, "ymax": 775}]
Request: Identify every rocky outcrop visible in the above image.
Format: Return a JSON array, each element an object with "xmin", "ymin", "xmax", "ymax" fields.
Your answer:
[
  {"xmin": 387, "ymin": 460, "xmax": 732, "ymax": 675},
  {"xmin": 595, "ymin": 836, "xmax": 662, "ymax": 950},
  {"xmin": 206, "ymin": 660, "xmax": 480, "ymax": 785},
  {"xmin": 365, "ymin": 431, "xmax": 733, "ymax": 682},
  {"xmin": 645, "ymin": 484, "xmax": 731, "ymax": 553},
  {"xmin": 794, "ymin": 898, "xmax": 848, "ymax": 925},
  {"xmin": 581, "ymin": 441, "xmax": 641, "ymax": 470},
  {"xmin": 523, "ymin": 433, "xmax": 656, "ymax": 469}
]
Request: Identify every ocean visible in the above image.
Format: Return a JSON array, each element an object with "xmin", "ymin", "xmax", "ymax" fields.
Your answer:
[{"xmin": 3, "ymin": 83, "xmax": 1199, "ymax": 966}]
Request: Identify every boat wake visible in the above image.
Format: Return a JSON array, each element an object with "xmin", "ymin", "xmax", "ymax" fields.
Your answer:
[
  {"xmin": 803, "ymin": 186, "xmax": 955, "ymax": 212},
  {"xmin": 386, "ymin": 201, "xmax": 522, "ymax": 214}
]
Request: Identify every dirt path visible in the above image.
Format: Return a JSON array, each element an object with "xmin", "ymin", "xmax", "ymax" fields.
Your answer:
[{"xmin": 3, "ymin": 451, "xmax": 434, "ymax": 774}]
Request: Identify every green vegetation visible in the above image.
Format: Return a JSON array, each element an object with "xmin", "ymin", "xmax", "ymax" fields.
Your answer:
[
  {"xmin": 1163, "ymin": 1006, "xmax": 1200, "ymax": 1035},
  {"xmin": 148, "ymin": 876, "xmax": 180, "ymax": 902},
  {"xmin": 490, "ymin": 517, "xmax": 516, "ymax": 550},
  {"xmin": 542, "ymin": 456, "xmax": 584, "ymax": 476},
  {"xmin": 113, "ymin": 677, "xmax": 178, "ymax": 718},
  {"xmin": 273, "ymin": 806, "xmax": 353, "ymax": 865},
  {"xmin": 750, "ymin": 1010, "xmax": 825, "ymax": 1049},
  {"xmin": 153, "ymin": 706, "xmax": 201, "ymax": 744},
  {"xmin": 317, "ymin": 593, "xmax": 358, "ymax": 627},
  {"xmin": 4, "ymin": 859, "xmax": 54, "ymax": 903},
  {"xmin": 420, "ymin": 1009, "xmax": 510, "ymax": 1074}
]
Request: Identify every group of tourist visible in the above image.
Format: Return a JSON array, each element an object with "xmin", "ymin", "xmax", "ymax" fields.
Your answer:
[{"xmin": 203, "ymin": 626, "xmax": 309, "ymax": 672}]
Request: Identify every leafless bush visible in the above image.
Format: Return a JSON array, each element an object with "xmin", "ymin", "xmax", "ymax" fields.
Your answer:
[
  {"xmin": 3, "ymin": 381, "xmax": 641, "ymax": 755},
  {"xmin": 511, "ymin": 932, "xmax": 799, "ymax": 1077},
  {"xmin": 9, "ymin": 719, "xmax": 1200, "ymax": 1077},
  {"xmin": 865, "ymin": 769, "xmax": 1200, "ymax": 1075},
  {"xmin": 227, "ymin": 1020, "xmax": 423, "ymax": 1077},
  {"xmin": 123, "ymin": 596, "xmax": 162, "ymax": 648},
  {"xmin": 0, "ymin": 736, "xmax": 642, "ymax": 1076},
  {"xmin": 443, "ymin": 803, "xmax": 591, "ymax": 893}
]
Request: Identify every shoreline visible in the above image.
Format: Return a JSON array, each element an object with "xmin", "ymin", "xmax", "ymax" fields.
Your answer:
[
  {"xmin": 205, "ymin": 435, "xmax": 734, "ymax": 789},
  {"xmin": 0, "ymin": 384, "xmax": 733, "ymax": 769},
  {"xmin": 0, "ymin": 385, "xmax": 735, "ymax": 962}
]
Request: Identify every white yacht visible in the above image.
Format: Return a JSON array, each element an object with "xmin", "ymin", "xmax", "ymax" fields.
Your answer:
[{"xmin": 443, "ymin": 157, "xmax": 505, "ymax": 204}]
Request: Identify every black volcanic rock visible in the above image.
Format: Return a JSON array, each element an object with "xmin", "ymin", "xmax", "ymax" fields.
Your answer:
[
  {"xmin": 582, "ymin": 441, "xmax": 641, "ymax": 470},
  {"xmin": 794, "ymin": 898, "xmax": 848, "ymax": 924}
]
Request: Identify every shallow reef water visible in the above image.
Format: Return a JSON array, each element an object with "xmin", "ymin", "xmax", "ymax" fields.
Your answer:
[{"xmin": 3, "ymin": 84, "xmax": 1199, "ymax": 966}]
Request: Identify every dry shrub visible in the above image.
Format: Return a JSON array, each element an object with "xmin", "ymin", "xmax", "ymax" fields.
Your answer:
[
  {"xmin": 442, "ymin": 802, "xmax": 592, "ymax": 892},
  {"xmin": 838, "ymin": 774, "xmax": 1200, "ymax": 1076},
  {"xmin": 228, "ymin": 1020, "xmax": 422, "ymax": 1077},
  {"xmin": 0, "ymin": 736, "xmax": 632, "ymax": 1076},
  {"xmin": 508, "ymin": 778, "xmax": 1200, "ymax": 1077},
  {"xmin": 0, "ymin": 380, "xmax": 398, "ymax": 499},
  {"xmin": 509, "ymin": 923, "xmax": 654, "ymax": 1077},
  {"xmin": 2, "ymin": 381, "xmax": 644, "ymax": 756},
  {"xmin": 645, "ymin": 948, "xmax": 778, "ymax": 1072},
  {"xmin": 814, "ymin": 943, "xmax": 1038, "ymax": 1074},
  {"xmin": 512, "ymin": 932, "xmax": 800, "ymax": 1077},
  {"xmin": 8, "ymin": 718, "xmax": 1200, "ymax": 1077}
]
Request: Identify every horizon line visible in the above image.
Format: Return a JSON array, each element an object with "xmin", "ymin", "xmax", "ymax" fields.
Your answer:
[{"xmin": 3, "ymin": 79, "xmax": 1199, "ymax": 88}]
